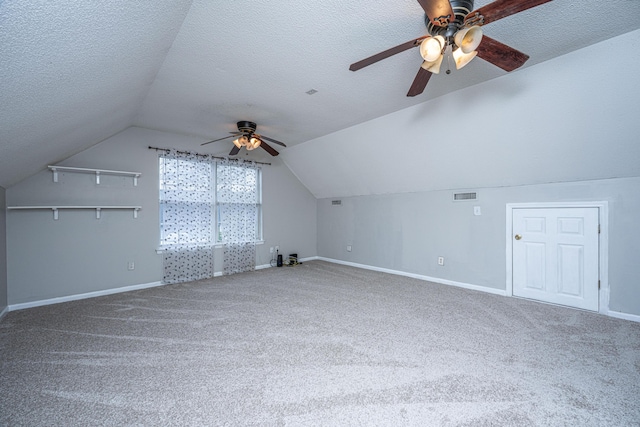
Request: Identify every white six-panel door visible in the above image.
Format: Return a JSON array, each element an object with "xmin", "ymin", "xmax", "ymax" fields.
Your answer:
[{"xmin": 512, "ymin": 207, "xmax": 599, "ymax": 311}]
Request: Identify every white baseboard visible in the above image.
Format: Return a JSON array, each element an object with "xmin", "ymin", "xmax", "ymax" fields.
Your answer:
[
  {"xmin": 8, "ymin": 281, "xmax": 164, "ymax": 312},
  {"xmin": 316, "ymin": 257, "xmax": 640, "ymax": 322},
  {"xmin": 213, "ymin": 262, "xmax": 272, "ymax": 276},
  {"xmin": 6, "ymin": 258, "xmax": 637, "ymax": 323},
  {"xmin": 606, "ymin": 310, "xmax": 640, "ymax": 323},
  {"xmin": 208, "ymin": 256, "xmax": 318, "ymax": 277},
  {"xmin": 254, "ymin": 256, "xmax": 317, "ymax": 271},
  {"xmin": 316, "ymin": 257, "xmax": 507, "ymax": 297}
]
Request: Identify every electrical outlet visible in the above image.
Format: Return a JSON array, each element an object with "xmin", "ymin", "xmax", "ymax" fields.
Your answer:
[
  {"xmin": 270, "ymin": 247, "xmax": 274, "ymax": 254},
  {"xmin": 275, "ymin": 246, "xmax": 279, "ymax": 252},
  {"xmin": 127, "ymin": 261, "xmax": 135, "ymax": 271},
  {"xmin": 346, "ymin": 245, "xmax": 352, "ymax": 252},
  {"xmin": 438, "ymin": 257, "xmax": 444, "ymax": 266}
]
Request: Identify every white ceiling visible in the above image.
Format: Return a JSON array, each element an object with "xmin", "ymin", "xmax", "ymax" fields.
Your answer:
[{"xmin": 2, "ymin": 0, "xmax": 640, "ymax": 188}]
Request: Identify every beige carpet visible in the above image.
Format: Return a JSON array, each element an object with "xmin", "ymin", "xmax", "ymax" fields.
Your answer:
[{"xmin": 1, "ymin": 260, "xmax": 639, "ymax": 426}]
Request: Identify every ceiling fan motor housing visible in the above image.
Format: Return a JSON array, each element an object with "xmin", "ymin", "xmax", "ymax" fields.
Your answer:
[
  {"xmin": 426, "ymin": 0, "xmax": 475, "ymax": 40},
  {"xmin": 237, "ymin": 121, "xmax": 257, "ymax": 134}
]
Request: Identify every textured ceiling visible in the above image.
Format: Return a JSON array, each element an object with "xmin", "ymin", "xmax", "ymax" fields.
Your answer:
[{"xmin": 2, "ymin": 0, "xmax": 640, "ymax": 187}]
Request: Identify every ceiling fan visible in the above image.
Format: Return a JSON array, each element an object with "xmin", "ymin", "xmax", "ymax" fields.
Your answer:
[
  {"xmin": 350, "ymin": 0, "xmax": 553, "ymax": 97},
  {"xmin": 201, "ymin": 121, "xmax": 287, "ymax": 156}
]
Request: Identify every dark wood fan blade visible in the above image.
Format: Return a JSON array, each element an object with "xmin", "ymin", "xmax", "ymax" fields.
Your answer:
[
  {"xmin": 476, "ymin": 35, "xmax": 529, "ymax": 72},
  {"xmin": 259, "ymin": 140, "xmax": 279, "ymax": 157},
  {"xmin": 259, "ymin": 135, "xmax": 286, "ymax": 147},
  {"xmin": 407, "ymin": 67, "xmax": 433, "ymax": 97},
  {"xmin": 229, "ymin": 145, "xmax": 241, "ymax": 156},
  {"xmin": 466, "ymin": 0, "xmax": 552, "ymax": 26},
  {"xmin": 417, "ymin": 0, "xmax": 454, "ymax": 26},
  {"xmin": 201, "ymin": 135, "xmax": 237, "ymax": 146},
  {"xmin": 349, "ymin": 36, "xmax": 427, "ymax": 71}
]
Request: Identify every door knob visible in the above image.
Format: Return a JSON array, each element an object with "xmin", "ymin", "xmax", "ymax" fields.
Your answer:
[{"xmin": 514, "ymin": 234, "xmax": 522, "ymax": 240}]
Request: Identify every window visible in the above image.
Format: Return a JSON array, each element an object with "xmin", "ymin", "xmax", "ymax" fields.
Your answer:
[
  {"xmin": 159, "ymin": 153, "xmax": 261, "ymax": 247},
  {"xmin": 216, "ymin": 162, "xmax": 262, "ymax": 243},
  {"xmin": 159, "ymin": 155, "xmax": 214, "ymax": 246}
]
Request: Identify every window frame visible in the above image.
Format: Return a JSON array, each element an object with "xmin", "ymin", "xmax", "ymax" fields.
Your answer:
[
  {"xmin": 159, "ymin": 155, "xmax": 262, "ymax": 248},
  {"xmin": 214, "ymin": 163, "xmax": 262, "ymax": 244}
]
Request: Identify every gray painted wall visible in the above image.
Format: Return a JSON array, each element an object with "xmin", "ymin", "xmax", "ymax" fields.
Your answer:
[
  {"xmin": 318, "ymin": 177, "xmax": 640, "ymax": 317},
  {"xmin": 6, "ymin": 127, "xmax": 317, "ymax": 305},
  {"xmin": 0, "ymin": 186, "xmax": 7, "ymax": 313}
]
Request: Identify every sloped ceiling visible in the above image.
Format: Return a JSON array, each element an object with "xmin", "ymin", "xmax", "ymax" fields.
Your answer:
[
  {"xmin": 281, "ymin": 30, "xmax": 640, "ymax": 199},
  {"xmin": 2, "ymin": 0, "xmax": 640, "ymax": 188}
]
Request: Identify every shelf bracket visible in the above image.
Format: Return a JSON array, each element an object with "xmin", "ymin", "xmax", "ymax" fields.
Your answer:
[
  {"xmin": 133, "ymin": 208, "xmax": 139, "ymax": 219},
  {"xmin": 51, "ymin": 168, "xmax": 59, "ymax": 183},
  {"xmin": 96, "ymin": 208, "xmax": 101, "ymax": 219},
  {"xmin": 52, "ymin": 208, "xmax": 59, "ymax": 220},
  {"xmin": 95, "ymin": 171, "xmax": 101, "ymax": 185}
]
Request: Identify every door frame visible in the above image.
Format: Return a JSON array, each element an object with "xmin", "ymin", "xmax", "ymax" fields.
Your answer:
[{"xmin": 506, "ymin": 201, "xmax": 609, "ymax": 315}]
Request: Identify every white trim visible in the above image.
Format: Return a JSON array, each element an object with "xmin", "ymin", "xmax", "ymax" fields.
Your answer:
[
  {"xmin": 213, "ymin": 260, "xmax": 271, "ymax": 277},
  {"xmin": 234, "ymin": 256, "xmax": 319, "ymax": 274},
  {"xmin": 5, "ymin": 256, "xmax": 637, "ymax": 323},
  {"xmin": 505, "ymin": 201, "xmax": 609, "ymax": 314},
  {"xmin": 607, "ymin": 310, "xmax": 640, "ymax": 323},
  {"xmin": 317, "ymin": 257, "xmax": 507, "ymax": 296},
  {"xmin": 318, "ymin": 256, "xmax": 640, "ymax": 322},
  {"xmin": 8, "ymin": 281, "xmax": 164, "ymax": 312}
]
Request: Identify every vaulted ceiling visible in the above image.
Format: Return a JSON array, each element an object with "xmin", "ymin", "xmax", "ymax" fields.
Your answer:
[{"xmin": 2, "ymin": 0, "xmax": 640, "ymax": 188}]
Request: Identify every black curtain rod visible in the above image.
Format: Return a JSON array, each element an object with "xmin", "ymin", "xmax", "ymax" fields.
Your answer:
[{"xmin": 147, "ymin": 146, "xmax": 271, "ymax": 166}]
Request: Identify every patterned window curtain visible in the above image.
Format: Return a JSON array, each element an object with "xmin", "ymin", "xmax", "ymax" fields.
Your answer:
[
  {"xmin": 217, "ymin": 159, "xmax": 260, "ymax": 275},
  {"xmin": 159, "ymin": 149, "xmax": 214, "ymax": 284}
]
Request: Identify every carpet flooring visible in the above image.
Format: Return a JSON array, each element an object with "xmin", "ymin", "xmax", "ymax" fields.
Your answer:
[{"xmin": 1, "ymin": 260, "xmax": 639, "ymax": 426}]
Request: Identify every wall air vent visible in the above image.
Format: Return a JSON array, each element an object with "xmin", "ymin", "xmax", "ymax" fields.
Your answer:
[
  {"xmin": 331, "ymin": 200, "xmax": 342, "ymax": 206},
  {"xmin": 453, "ymin": 192, "xmax": 478, "ymax": 201}
]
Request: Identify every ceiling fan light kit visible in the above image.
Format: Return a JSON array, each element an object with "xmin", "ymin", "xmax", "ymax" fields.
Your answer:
[
  {"xmin": 233, "ymin": 135, "xmax": 248, "ymax": 149},
  {"xmin": 421, "ymin": 55, "xmax": 443, "ymax": 74},
  {"xmin": 454, "ymin": 25, "xmax": 483, "ymax": 53},
  {"xmin": 246, "ymin": 137, "xmax": 261, "ymax": 151},
  {"xmin": 453, "ymin": 47, "xmax": 477, "ymax": 69},
  {"xmin": 419, "ymin": 35, "xmax": 445, "ymax": 62},
  {"xmin": 232, "ymin": 133, "xmax": 261, "ymax": 151},
  {"xmin": 350, "ymin": 0, "xmax": 553, "ymax": 96}
]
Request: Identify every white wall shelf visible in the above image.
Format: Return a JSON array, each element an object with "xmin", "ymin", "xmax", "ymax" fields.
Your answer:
[
  {"xmin": 7, "ymin": 206, "xmax": 141, "ymax": 220},
  {"xmin": 48, "ymin": 165, "xmax": 141, "ymax": 186}
]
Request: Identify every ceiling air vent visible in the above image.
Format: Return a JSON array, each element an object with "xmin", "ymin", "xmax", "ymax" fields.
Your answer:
[
  {"xmin": 332, "ymin": 200, "xmax": 342, "ymax": 206},
  {"xmin": 453, "ymin": 192, "xmax": 478, "ymax": 201}
]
